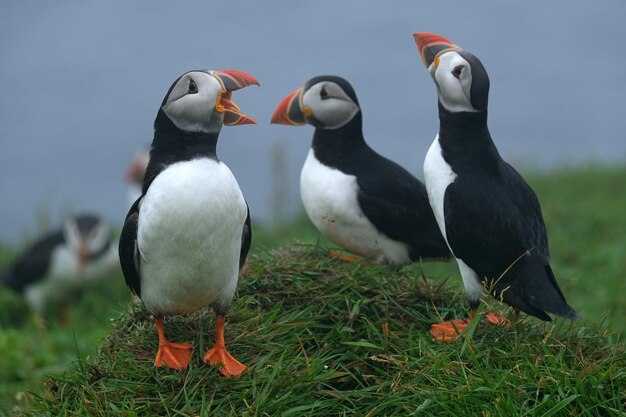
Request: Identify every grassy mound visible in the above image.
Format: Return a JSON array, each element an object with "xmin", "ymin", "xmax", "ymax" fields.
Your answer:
[{"xmin": 24, "ymin": 247, "xmax": 625, "ymax": 416}]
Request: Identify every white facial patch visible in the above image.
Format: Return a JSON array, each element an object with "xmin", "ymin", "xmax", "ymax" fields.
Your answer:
[
  {"xmin": 431, "ymin": 51, "xmax": 477, "ymax": 113},
  {"xmin": 162, "ymin": 71, "xmax": 224, "ymax": 133},
  {"xmin": 302, "ymin": 81, "xmax": 360, "ymax": 129}
]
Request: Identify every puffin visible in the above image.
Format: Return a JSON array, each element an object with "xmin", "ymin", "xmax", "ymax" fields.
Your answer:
[
  {"xmin": 0, "ymin": 213, "xmax": 118, "ymax": 321},
  {"xmin": 119, "ymin": 69, "xmax": 257, "ymax": 375},
  {"xmin": 271, "ymin": 75, "xmax": 450, "ymax": 266},
  {"xmin": 125, "ymin": 149, "xmax": 150, "ymax": 208},
  {"xmin": 412, "ymin": 33, "xmax": 579, "ymax": 341}
]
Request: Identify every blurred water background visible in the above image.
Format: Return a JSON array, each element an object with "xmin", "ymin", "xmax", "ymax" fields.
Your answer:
[{"xmin": 1, "ymin": 1, "xmax": 624, "ymax": 243}]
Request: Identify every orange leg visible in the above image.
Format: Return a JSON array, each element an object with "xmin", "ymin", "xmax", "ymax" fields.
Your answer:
[
  {"xmin": 430, "ymin": 309, "xmax": 476, "ymax": 342},
  {"xmin": 202, "ymin": 315, "xmax": 246, "ymax": 377},
  {"xmin": 154, "ymin": 317, "xmax": 193, "ymax": 369},
  {"xmin": 329, "ymin": 250, "xmax": 374, "ymax": 265},
  {"xmin": 58, "ymin": 301, "xmax": 70, "ymax": 327}
]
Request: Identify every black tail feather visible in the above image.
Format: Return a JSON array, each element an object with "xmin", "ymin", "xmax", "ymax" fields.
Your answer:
[{"xmin": 494, "ymin": 256, "xmax": 579, "ymax": 321}]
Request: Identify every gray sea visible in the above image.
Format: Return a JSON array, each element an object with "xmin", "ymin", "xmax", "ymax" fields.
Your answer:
[{"xmin": 1, "ymin": 1, "xmax": 625, "ymax": 243}]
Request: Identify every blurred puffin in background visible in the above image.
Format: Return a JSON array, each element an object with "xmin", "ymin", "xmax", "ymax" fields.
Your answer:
[
  {"xmin": 119, "ymin": 69, "xmax": 257, "ymax": 375},
  {"xmin": 413, "ymin": 32, "xmax": 579, "ymax": 341},
  {"xmin": 0, "ymin": 213, "xmax": 118, "ymax": 323},
  {"xmin": 271, "ymin": 75, "xmax": 450, "ymax": 266},
  {"xmin": 125, "ymin": 149, "xmax": 150, "ymax": 208}
]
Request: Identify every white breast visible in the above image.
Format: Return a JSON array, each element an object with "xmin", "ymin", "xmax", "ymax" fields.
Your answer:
[
  {"xmin": 423, "ymin": 134, "xmax": 483, "ymax": 301},
  {"xmin": 300, "ymin": 149, "xmax": 410, "ymax": 266},
  {"xmin": 423, "ymin": 134, "xmax": 457, "ymax": 243},
  {"xmin": 137, "ymin": 158, "xmax": 246, "ymax": 315}
]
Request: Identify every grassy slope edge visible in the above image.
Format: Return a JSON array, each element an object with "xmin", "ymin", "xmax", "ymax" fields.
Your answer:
[{"xmin": 24, "ymin": 247, "xmax": 625, "ymax": 416}]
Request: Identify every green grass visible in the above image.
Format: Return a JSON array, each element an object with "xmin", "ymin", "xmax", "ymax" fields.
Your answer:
[
  {"xmin": 0, "ymin": 165, "xmax": 624, "ymax": 416},
  {"xmin": 19, "ymin": 248, "xmax": 626, "ymax": 415},
  {"xmin": 528, "ymin": 166, "xmax": 626, "ymax": 335},
  {"xmin": 0, "ymin": 271, "xmax": 130, "ymax": 416}
]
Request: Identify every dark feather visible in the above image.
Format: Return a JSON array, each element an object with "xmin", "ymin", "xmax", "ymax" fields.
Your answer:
[
  {"xmin": 439, "ymin": 108, "xmax": 577, "ymax": 320},
  {"xmin": 119, "ymin": 197, "xmax": 142, "ymax": 297},
  {"xmin": 239, "ymin": 204, "xmax": 252, "ymax": 269},
  {"xmin": 0, "ymin": 230, "xmax": 64, "ymax": 292},
  {"xmin": 355, "ymin": 159, "xmax": 450, "ymax": 260},
  {"xmin": 444, "ymin": 162, "xmax": 549, "ymax": 275},
  {"xmin": 490, "ymin": 253, "xmax": 579, "ymax": 320},
  {"xmin": 311, "ymin": 112, "xmax": 450, "ymax": 260},
  {"xmin": 143, "ymin": 111, "xmax": 220, "ymax": 194}
]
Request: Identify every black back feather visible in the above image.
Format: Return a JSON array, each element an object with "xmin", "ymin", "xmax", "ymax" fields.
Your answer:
[
  {"xmin": 438, "ymin": 106, "xmax": 578, "ymax": 320},
  {"xmin": 309, "ymin": 77, "xmax": 450, "ymax": 260}
]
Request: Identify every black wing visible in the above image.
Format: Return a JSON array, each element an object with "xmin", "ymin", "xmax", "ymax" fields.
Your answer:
[
  {"xmin": 445, "ymin": 163, "xmax": 577, "ymax": 319},
  {"xmin": 119, "ymin": 197, "xmax": 142, "ymax": 297},
  {"xmin": 1, "ymin": 230, "xmax": 65, "ymax": 292},
  {"xmin": 356, "ymin": 156, "xmax": 450, "ymax": 260},
  {"xmin": 445, "ymin": 163, "xmax": 548, "ymax": 275},
  {"xmin": 239, "ymin": 203, "xmax": 252, "ymax": 269}
]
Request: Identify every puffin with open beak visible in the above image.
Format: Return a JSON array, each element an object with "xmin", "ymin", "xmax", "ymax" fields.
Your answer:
[
  {"xmin": 0, "ymin": 214, "xmax": 118, "ymax": 321},
  {"xmin": 413, "ymin": 33, "xmax": 579, "ymax": 341},
  {"xmin": 272, "ymin": 76, "xmax": 450, "ymax": 266},
  {"xmin": 119, "ymin": 69, "xmax": 257, "ymax": 375}
]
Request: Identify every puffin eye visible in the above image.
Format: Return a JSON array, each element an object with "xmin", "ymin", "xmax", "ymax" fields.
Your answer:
[
  {"xmin": 320, "ymin": 85, "xmax": 329, "ymax": 100},
  {"xmin": 452, "ymin": 65, "xmax": 463, "ymax": 79},
  {"xmin": 188, "ymin": 79, "xmax": 198, "ymax": 94}
]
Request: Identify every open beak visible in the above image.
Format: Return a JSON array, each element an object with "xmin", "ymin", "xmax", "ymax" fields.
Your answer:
[
  {"xmin": 413, "ymin": 32, "xmax": 460, "ymax": 68},
  {"xmin": 270, "ymin": 88, "xmax": 307, "ymax": 126},
  {"xmin": 212, "ymin": 70, "xmax": 260, "ymax": 126}
]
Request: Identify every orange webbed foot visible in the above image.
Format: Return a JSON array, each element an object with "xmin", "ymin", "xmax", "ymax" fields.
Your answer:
[
  {"xmin": 153, "ymin": 317, "xmax": 193, "ymax": 369},
  {"xmin": 329, "ymin": 250, "xmax": 374, "ymax": 265},
  {"xmin": 155, "ymin": 340, "xmax": 193, "ymax": 369},
  {"xmin": 203, "ymin": 314, "xmax": 246, "ymax": 377},
  {"xmin": 203, "ymin": 345, "xmax": 246, "ymax": 377},
  {"xmin": 430, "ymin": 319, "xmax": 470, "ymax": 342}
]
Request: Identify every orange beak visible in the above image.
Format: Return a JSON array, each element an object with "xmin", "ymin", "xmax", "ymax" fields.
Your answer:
[
  {"xmin": 270, "ymin": 88, "xmax": 306, "ymax": 126},
  {"xmin": 125, "ymin": 152, "xmax": 148, "ymax": 184},
  {"xmin": 212, "ymin": 70, "xmax": 260, "ymax": 126},
  {"xmin": 412, "ymin": 32, "xmax": 460, "ymax": 68},
  {"xmin": 77, "ymin": 241, "xmax": 88, "ymax": 274},
  {"xmin": 125, "ymin": 160, "xmax": 142, "ymax": 183}
]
